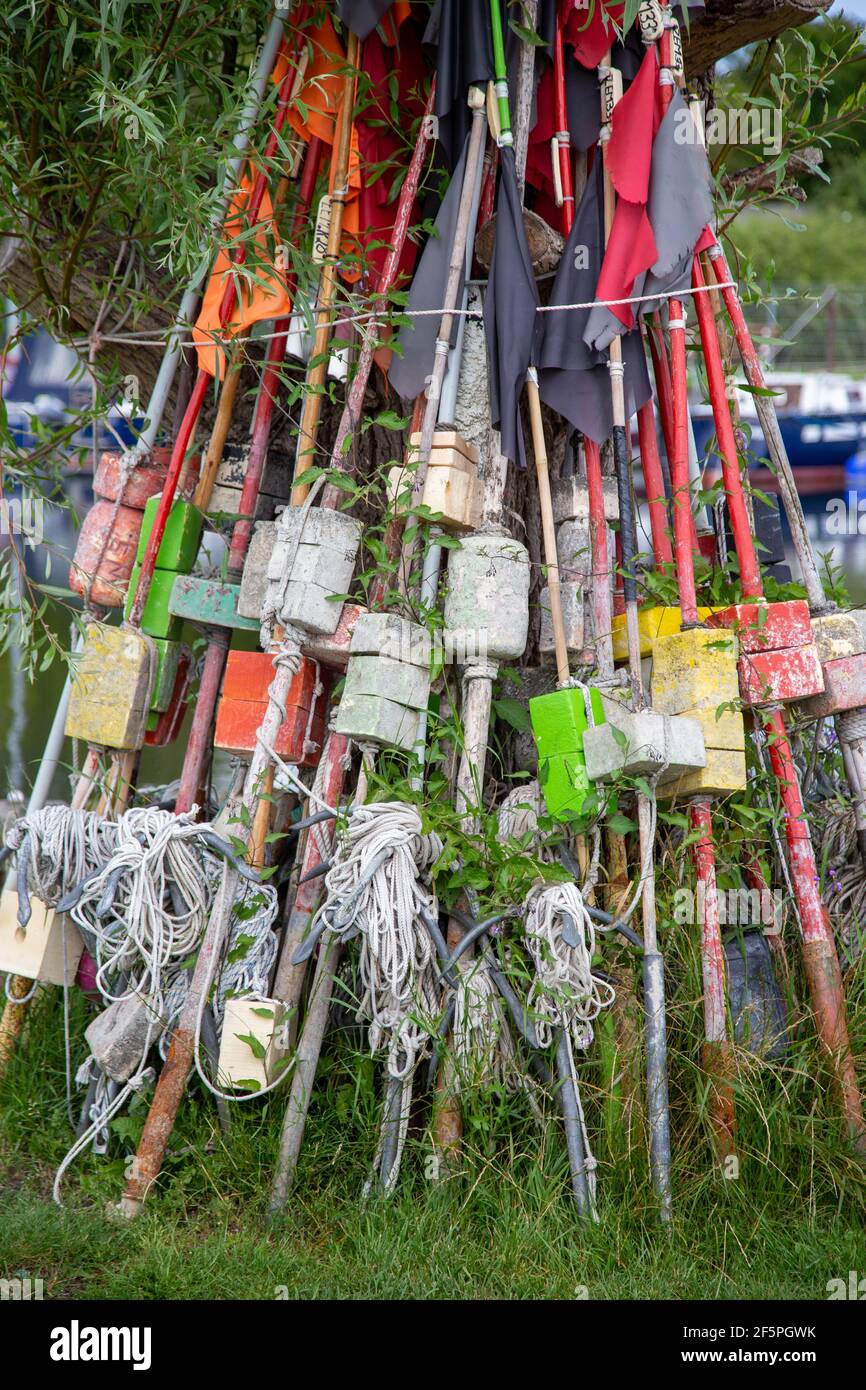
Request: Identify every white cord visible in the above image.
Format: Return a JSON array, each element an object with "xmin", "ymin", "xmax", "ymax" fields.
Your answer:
[{"xmin": 313, "ymin": 801, "xmax": 444, "ymax": 1190}]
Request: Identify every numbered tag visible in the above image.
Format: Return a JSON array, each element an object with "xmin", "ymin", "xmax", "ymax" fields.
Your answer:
[
  {"xmin": 600, "ymin": 67, "xmax": 623, "ymax": 126},
  {"xmin": 638, "ymin": 0, "xmax": 663, "ymax": 44},
  {"xmin": 312, "ymin": 194, "xmax": 332, "ymax": 264},
  {"xmin": 670, "ymin": 18, "xmax": 684, "ymax": 77}
]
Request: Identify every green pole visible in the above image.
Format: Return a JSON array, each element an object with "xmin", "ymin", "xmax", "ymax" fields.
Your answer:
[{"xmin": 489, "ymin": 0, "xmax": 513, "ymax": 144}]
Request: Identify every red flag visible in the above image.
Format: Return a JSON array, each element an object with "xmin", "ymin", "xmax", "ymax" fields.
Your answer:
[
  {"xmin": 695, "ymin": 225, "xmax": 716, "ymax": 255},
  {"xmin": 605, "ymin": 45, "xmax": 658, "ymax": 204},
  {"xmin": 525, "ymin": 62, "xmax": 557, "ymax": 201},
  {"xmin": 565, "ymin": 1, "xmax": 625, "ymax": 69},
  {"xmin": 595, "ymin": 48, "xmax": 660, "ymax": 330},
  {"xmin": 351, "ymin": 24, "xmax": 426, "ymax": 289}
]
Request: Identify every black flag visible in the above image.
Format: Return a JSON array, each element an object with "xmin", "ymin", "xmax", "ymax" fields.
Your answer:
[
  {"xmin": 484, "ymin": 146, "xmax": 540, "ymax": 469},
  {"xmin": 424, "ymin": 0, "xmax": 495, "ymax": 171},
  {"xmin": 536, "ymin": 159, "xmax": 652, "ymax": 445},
  {"xmin": 388, "ymin": 136, "xmax": 470, "ymax": 403},
  {"xmin": 337, "ymin": 1, "xmax": 396, "ymax": 41}
]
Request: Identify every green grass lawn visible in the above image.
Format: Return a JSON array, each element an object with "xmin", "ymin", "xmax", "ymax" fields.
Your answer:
[{"xmin": 1, "ymin": 968, "xmax": 864, "ymax": 1301}]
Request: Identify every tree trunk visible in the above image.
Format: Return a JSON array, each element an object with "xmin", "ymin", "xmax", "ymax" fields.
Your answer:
[{"xmin": 684, "ymin": 0, "xmax": 833, "ymax": 76}]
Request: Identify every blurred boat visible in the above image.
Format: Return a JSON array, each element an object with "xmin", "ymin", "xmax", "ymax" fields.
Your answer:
[{"xmin": 692, "ymin": 370, "xmax": 866, "ymax": 494}]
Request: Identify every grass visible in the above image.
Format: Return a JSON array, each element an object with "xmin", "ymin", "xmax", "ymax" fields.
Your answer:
[{"xmin": 1, "ymin": 939, "xmax": 865, "ymax": 1301}]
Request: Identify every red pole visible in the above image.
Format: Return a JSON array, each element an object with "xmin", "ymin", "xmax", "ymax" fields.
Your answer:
[
  {"xmin": 691, "ymin": 255, "xmax": 762, "ymax": 598},
  {"xmin": 668, "ymin": 297, "xmax": 699, "ymax": 625},
  {"xmin": 763, "ymin": 710, "xmax": 866, "ymax": 1151},
  {"xmin": 324, "ymin": 81, "xmax": 436, "ymax": 474},
  {"xmin": 226, "ymin": 136, "xmax": 326, "ymax": 579},
  {"xmin": 690, "ymin": 800, "xmax": 736, "ymax": 1162},
  {"xmin": 552, "ymin": 1, "xmax": 575, "ymax": 238},
  {"xmin": 636, "ymin": 401, "xmax": 673, "ymax": 571},
  {"xmin": 692, "ymin": 252, "xmax": 866, "ymax": 1152},
  {"xmin": 646, "ymin": 314, "xmax": 675, "ymax": 464},
  {"xmin": 584, "ymin": 437, "xmax": 614, "ymax": 674},
  {"xmin": 656, "ymin": 18, "xmax": 698, "ymax": 563},
  {"xmin": 174, "ymin": 138, "xmax": 325, "ymax": 815}
]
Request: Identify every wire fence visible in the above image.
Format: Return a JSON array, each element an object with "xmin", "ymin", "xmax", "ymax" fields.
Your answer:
[{"xmin": 746, "ymin": 285, "xmax": 866, "ymax": 376}]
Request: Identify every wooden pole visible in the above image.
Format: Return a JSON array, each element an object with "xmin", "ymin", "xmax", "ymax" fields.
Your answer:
[
  {"xmin": 599, "ymin": 47, "xmax": 671, "ymax": 1218},
  {"xmin": 290, "ymin": 33, "xmax": 360, "ymax": 505},
  {"xmin": 268, "ymin": 751, "xmax": 373, "ymax": 1213}
]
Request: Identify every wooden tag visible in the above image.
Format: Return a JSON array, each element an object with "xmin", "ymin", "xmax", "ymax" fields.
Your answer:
[{"xmin": 312, "ymin": 194, "xmax": 332, "ymax": 263}]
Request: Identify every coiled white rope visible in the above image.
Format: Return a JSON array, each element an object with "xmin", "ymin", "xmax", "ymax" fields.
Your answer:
[
  {"xmin": 525, "ymin": 884, "xmax": 615, "ymax": 1049},
  {"xmin": 524, "ymin": 881, "xmax": 616, "ymax": 1216},
  {"xmin": 312, "ymin": 801, "xmax": 444, "ymax": 1191},
  {"xmin": 497, "ymin": 781, "xmax": 553, "ymax": 859},
  {"xmin": 452, "ymin": 953, "xmax": 530, "ymax": 1102},
  {"xmin": 6, "ymin": 804, "xmax": 280, "ymax": 1194}
]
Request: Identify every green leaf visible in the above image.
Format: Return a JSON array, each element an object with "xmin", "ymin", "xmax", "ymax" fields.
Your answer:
[
  {"xmin": 235, "ymin": 1031, "xmax": 267, "ymax": 1061},
  {"xmin": 373, "ymin": 410, "xmax": 409, "ymax": 431},
  {"xmin": 493, "ymin": 698, "xmax": 531, "ymax": 732}
]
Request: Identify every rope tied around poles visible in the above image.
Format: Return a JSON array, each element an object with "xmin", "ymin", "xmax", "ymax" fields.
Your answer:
[
  {"xmin": 451, "ymin": 951, "xmax": 530, "ymax": 1099},
  {"xmin": 314, "ymin": 802, "xmax": 443, "ymax": 1074}
]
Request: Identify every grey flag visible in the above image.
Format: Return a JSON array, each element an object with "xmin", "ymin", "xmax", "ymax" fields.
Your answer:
[
  {"xmin": 337, "ymin": 1, "xmax": 396, "ymax": 40},
  {"xmin": 584, "ymin": 88, "xmax": 715, "ymax": 352},
  {"xmin": 388, "ymin": 135, "xmax": 469, "ymax": 403}
]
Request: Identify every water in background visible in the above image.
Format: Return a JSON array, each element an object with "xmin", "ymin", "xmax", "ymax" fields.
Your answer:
[{"xmin": 0, "ymin": 492, "xmax": 862, "ymax": 805}]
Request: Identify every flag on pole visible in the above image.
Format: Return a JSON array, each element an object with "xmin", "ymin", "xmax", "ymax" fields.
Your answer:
[
  {"xmin": 536, "ymin": 158, "xmax": 651, "ymax": 445},
  {"xmin": 193, "ymin": 175, "xmax": 291, "ymax": 378},
  {"xmin": 423, "ymin": 0, "xmax": 495, "ymax": 171},
  {"xmin": 387, "ymin": 134, "xmax": 470, "ymax": 402},
  {"xmin": 564, "ymin": 1, "xmax": 625, "ymax": 69},
  {"xmin": 349, "ymin": 21, "xmax": 427, "ymax": 289},
  {"xmin": 337, "ymin": 0, "xmax": 410, "ymax": 40},
  {"xmin": 484, "ymin": 146, "xmax": 540, "ymax": 468},
  {"xmin": 583, "ymin": 46, "xmax": 660, "ymax": 348},
  {"xmin": 584, "ymin": 82, "xmax": 714, "ymax": 351}
]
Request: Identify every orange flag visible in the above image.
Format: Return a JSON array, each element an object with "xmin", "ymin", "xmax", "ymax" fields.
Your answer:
[
  {"xmin": 281, "ymin": 16, "xmax": 363, "ymax": 279},
  {"xmin": 193, "ymin": 175, "xmax": 291, "ymax": 378}
]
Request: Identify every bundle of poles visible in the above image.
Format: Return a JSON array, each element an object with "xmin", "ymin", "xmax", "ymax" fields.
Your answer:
[{"xmin": 2, "ymin": 0, "xmax": 864, "ymax": 1228}]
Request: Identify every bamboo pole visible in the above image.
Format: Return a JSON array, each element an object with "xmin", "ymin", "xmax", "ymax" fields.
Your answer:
[{"xmin": 290, "ymin": 34, "xmax": 360, "ymax": 505}]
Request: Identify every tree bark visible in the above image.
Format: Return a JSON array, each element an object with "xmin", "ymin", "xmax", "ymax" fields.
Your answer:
[{"xmin": 684, "ymin": 0, "xmax": 833, "ymax": 76}]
